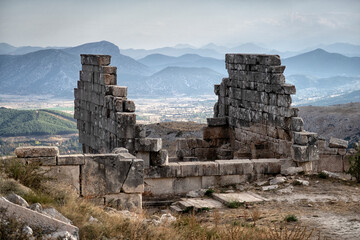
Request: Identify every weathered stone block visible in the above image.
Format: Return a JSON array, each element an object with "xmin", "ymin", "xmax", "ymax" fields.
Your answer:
[
  {"xmin": 194, "ymin": 148, "xmax": 217, "ymax": 160},
  {"xmin": 173, "ymin": 177, "xmax": 202, "ymax": 195},
  {"xmin": 144, "ymin": 178, "xmax": 175, "ymax": 196},
  {"xmin": 252, "ymin": 159, "xmax": 281, "ymax": 174},
  {"xmin": 42, "ymin": 166, "xmax": 80, "ymax": 193},
  {"xmin": 318, "ymin": 154, "xmax": 344, "ymax": 172},
  {"xmin": 203, "ymin": 126, "xmax": 229, "ymax": 140},
  {"xmin": 81, "ymin": 54, "xmax": 111, "ymax": 66},
  {"xmin": 282, "ymin": 84, "xmax": 296, "ymax": 95},
  {"xmin": 101, "ymin": 73, "xmax": 116, "ymax": 85},
  {"xmin": 113, "ymin": 97, "xmax": 124, "ymax": 112},
  {"xmin": 292, "ymin": 145, "xmax": 308, "ymax": 162},
  {"xmin": 116, "ymin": 112, "xmax": 136, "ymax": 125},
  {"xmin": 293, "ymin": 131, "xmax": 318, "ymax": 145},
  {"xmin": 136, "ymin": 151, "xmax": 150, "ymax": 168},
  {"xmin": 101, "ymin": 66, "xmax": 117, "ymax": 74},
  {"xmin": 82, "ymin": 154, "xmax": 131, "ymax": 196},
  {"xmin": 207, "ymin": 117, "xmax": 227, "ymax": 126},
  {"xmin": 123, "ymin": 100, "xmax": 135, "ymax": 112},
  {"xmin": 150, "ymin": 149, "xmax": 168, "ymax": 166},
  {"xmin": 106, "ymin": 85, "xmax": 127, "ymax": 97},
  {"xmin": 291, "ymin": 117, "xmax": 304, "ymax": 132},
  {"xmin": 122, "ymin": 159, "xmax": 144, "ymax": 193},
  {"xmin": 15, "ymin": 146, "xmax": 59, "ymax": 158},
  {"xmin": 135, "ymin": 124, "xmax": 146, "ymax": 138},
  {"xmin": 0, "ymin": 197, "xmax": 79, "ymax": 237},
  {"xmin": 135, "ymin": 138, "xmax": 162, "ymax": 152},
  {"xmin": 57, "ymin": 154, "xmax": 85, "ymax": 165},
  {"xmin": 329, "ymin": 137, "xmax": 348, "ymax": 149},
  {"xmin": 23, "ymin": 157, "xmax": 57, "ymax": 166},
  {"xmin": 216, "ymin": 159, "xmax": 253, "ymax": 175}
]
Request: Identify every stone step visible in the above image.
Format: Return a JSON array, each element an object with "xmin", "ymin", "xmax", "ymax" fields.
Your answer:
[
  {"xmin": 170, "ymin": 205, "xmax": 183, "ymax": 213},
  {"xmin": 171, "ymin": 198, "xmax": 224, "ymax": 212},
  {"xmin": 212, "ymin": 192, "xmax": 267, "ymax": 206}
]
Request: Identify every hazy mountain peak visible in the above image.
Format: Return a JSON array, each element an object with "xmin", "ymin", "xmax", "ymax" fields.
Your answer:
[{"xmin": 64, "ymin": 40, "xmax": 120, "ymax": 56}]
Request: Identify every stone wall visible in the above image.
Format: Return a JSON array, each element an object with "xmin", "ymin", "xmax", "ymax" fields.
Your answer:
[
  {"xmin": 176, "ymin": 54, "xmax": 319, "ymax": 171},
  {"xmin": 74, "ymin": 54, "xmax": 168, "ymax": 168},
  {"xmin": 14, "ymin": 146, "xmax": 144, "ymax": 211},
  {"xmin": 317, "ymin": 137, "xmax": 355, "ymax": 173}
]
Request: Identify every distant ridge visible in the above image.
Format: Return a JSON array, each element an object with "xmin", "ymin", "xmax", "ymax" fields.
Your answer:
[{"xmin": 283, "ymin": 49, "xmax": 360, "ymax": 77}]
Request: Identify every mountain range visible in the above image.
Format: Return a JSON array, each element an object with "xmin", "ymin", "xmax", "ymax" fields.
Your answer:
[{"xmin": 0, "ymin": 40, "xmax": 360, "ymax": 102}]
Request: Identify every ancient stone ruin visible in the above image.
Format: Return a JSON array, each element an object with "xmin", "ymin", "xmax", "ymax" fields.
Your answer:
[{"xmin": 12, "ymin": 53, "xmax": 356, "ymax": 210}]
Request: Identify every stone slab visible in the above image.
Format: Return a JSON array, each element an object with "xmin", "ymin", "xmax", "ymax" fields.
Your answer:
[
  {"xmin": 0, "ymin": 197, "xmax": 79, "ymax": 237},
  {"xmin": 329, "ymin": 137, "xmax": 348, "ymax": 149},
  {"xmin": 212, "ymin": 192, "xmax": 266, "ymax": 205},
  {"xmin": 57, "ymin": 154, "xmax": 85, "ymax": 165},
  {"xmin": 178, "ymin": 198, "xmax": 224, "ymax": 210},
  {"xmin": 15, "ymin": 146, "xmax": 59, "ymax": 158}
]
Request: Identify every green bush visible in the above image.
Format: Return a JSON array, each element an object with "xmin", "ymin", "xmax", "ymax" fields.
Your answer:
[
  {"xmin": 227, "ymin": 200, "xmax": 244, "ymax": 209},
  {"xmin": 1, "ymin": 159, "xmax": 50, "ymax": 189},
  {"xmin": 204, "ymin": 188, "xmax": 215, "ymax": 197},
  {"xmin": 284, "ymin": 214, "xmax": 298, "ymax": 222},
  {"xmin": 347, "ymin": 146, "xmax": 360, "ymax": 183}
]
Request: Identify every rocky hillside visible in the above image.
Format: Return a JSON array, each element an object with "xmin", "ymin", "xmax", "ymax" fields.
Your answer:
[{"xmin": 298, "ymin": 102, "xmax": 360, "ymax": 145}]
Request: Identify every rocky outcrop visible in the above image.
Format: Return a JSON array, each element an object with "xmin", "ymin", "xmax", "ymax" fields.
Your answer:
[{"xmin": 0, "ymin": 195, "xmax": 78, "ymax": 239}]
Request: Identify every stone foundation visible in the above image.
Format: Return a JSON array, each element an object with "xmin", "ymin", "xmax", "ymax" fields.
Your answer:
[{"xmin": 13, "ymin": 146, "xmax": 143, "ymax": 211}]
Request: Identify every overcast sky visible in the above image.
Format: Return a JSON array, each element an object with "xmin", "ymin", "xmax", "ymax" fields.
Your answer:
[{"xmin": 0, "ymin": 0, "xmax": 359, "ymax": 50}]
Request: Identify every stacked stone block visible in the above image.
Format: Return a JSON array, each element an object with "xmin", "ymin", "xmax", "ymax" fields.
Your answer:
[
  {"xmin": 74, "ymin": 54, "xmax": 167, "ymax": 167},
  {"xmin": 14, "ymin": 146, "xmax": 144, "ymax": 210},
  {"xmin": 317, "ymin": 137, "xmax": 353, "ymax": 172},
  {"xmin": 175, "ymin": 54, "xmax": 319, "ymax": 169}
]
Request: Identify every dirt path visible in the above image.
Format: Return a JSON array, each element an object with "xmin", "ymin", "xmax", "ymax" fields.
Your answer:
[{"xmin": 150, "ymin": 176, "xmax": 360, "ymax": 240}]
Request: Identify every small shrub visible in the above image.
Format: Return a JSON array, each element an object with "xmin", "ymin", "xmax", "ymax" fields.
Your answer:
[
  {"xmin": 284, "ymin": 214, "xmax": 298, "ymax": 222},
  {"xmin": 227, "ymin": 201, "xmax": 244, "ymax": 209},
  {"xmin": 347, "ymin": 147, "xmax": 360, "ymax": 183},
  {"xmin": 205, "ymin": 188, "xmax": 215, "ymax": 197},
  {"xmin": 318, "ymin": 171, "xmax": 328, "ymax": 179},
  {"xmin": 1, "ymin": 159, "xmax": 50, "ymax": 189}
]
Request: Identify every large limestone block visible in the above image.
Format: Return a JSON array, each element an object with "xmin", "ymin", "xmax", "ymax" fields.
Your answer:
[
  {"xmin": 150, "ymin": 149, "xmax": 169, "ymax": 166},
  {"xmin": 101, "ymin": 73, "xmax": 117, "ymax": 85},
  {"xmin": 207, "ymin": 117, "xmax": 227, "ymax": 126},
  {"xmin": 81, "ymin": 54, "xmax": 111, "ymax": 66},
  {"xmin": 329, "ymin": 137, "xmax": 348, "ymax": 149},
  {"xmin": 82, "ymin": 154, "xmax": 132, "ymax": 196},
  {"xmin": 57, "ymin": 154, "xmax": 85, "ymax": 165},
  {"xmin": 216, "ymin": 159, "xmax": 253, "ymax": 175},
  {"xmin": 122, "ymin": 159, "xmax": 144, "ymax": 193},
  {"xmin": 15, "ymin": 146, "xmax": 59, "ymax": 158},
  {"xmin": 251, "ymin": 159, "xmax": 281, "ymax": 174},
  {"xmin": 144, "ymin": 163, "xmax": 181, "ymax": 178},
  {"xmin": 178, "ymin": 161, "xmax": 219, "ymax": 177},
  {"xmin": 318, "ymin": 154, "xmax": 344, "ymax": 172},
  {"xmin": 144, "ymin": 178, "xmax": 175, "ymax": 196},
  {"xmin": 135, "ymin": 138, "xmax": 162, "ymax": 152},
  {"xmin": 19, "ymin": 156, "xmax": 57, "ymax": 166},
  {"xmin": 106, "ymin": 85, "xmax": 127, "ymax": 97},
  {"xmin": 291, "ymin": 117, "xmax": 304, "ymax": 132},
  {"xmin": 42, "ymin": 166, "xmax": 80, "ymax": 193},
  {"xmin": 203, "ymin": 126, "xmax": 229, "ymax": 140},
  {"xmin": 293, "ymin": 131, "xmax": 318, "ymax": 146},
  {"xmin": 0, "ymin": 197, "xmax": 79, "ymax": 237},
  {"xmin": 173, "ymin": 177, "xmax": 202, "ymax": 195},
  {"xmin": 101, "ymin": 66, "xmax": 117, "ymax": 74}
]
